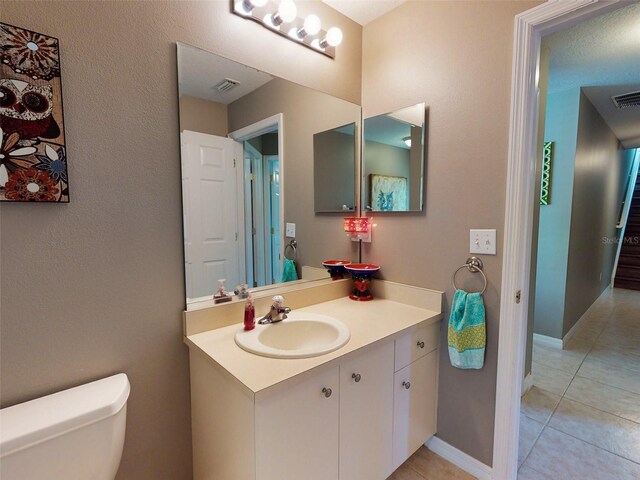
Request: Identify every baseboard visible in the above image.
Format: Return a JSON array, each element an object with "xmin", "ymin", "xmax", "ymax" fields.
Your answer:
[
  {"xmin": 522, "ymin": 373, "xmax": 533, "ymax": 397},
  {"xmin": 562, "ymin": 285, "xmax": 611, "ymax": 346},
  {"xmin": 426, "ymin": 436, "xmax": 493, "ymax": 480},
  {"xmin": 533, "ymin": 333, "xmax": 562, "ymax": 349}
]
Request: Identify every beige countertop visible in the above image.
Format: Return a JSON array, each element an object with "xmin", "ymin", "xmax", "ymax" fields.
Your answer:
[{"xmin": 185, "ymin": 296, "xmax": 442, "ymax": 398}]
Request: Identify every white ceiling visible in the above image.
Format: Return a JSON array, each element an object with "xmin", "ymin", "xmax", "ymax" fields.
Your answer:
[
  {"xmin": 177, "ymin": 43, "xmax": 273, "ymax": 105},
  {"xmin": 544, "ymin": 1, "xmax": 640, "ymax": 148},
  {"xmin": 322, "ymin": 0, "xmax": 406, "ymax": 26}
]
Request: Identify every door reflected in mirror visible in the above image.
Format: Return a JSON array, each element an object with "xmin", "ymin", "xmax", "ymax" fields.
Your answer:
[
  {"xmin": 362, "ymin": 103, "xmax": 426, "ymax": 212},
  {"xmin": 177, "ymin": 42, "xmax": 361, "ymax": 305}
]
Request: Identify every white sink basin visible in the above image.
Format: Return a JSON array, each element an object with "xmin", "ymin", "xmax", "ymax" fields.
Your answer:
[{"xmin": 235, "ymin": 312, "xmax": 350, "ymax": 359}]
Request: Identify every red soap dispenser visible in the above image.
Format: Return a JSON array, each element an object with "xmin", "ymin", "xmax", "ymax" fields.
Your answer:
[{"xmin": 243, "ymin": 292, "xmax": 255, "ymax": 331}]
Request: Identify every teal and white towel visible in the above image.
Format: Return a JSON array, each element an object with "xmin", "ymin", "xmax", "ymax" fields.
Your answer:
[
  {"xmin": 282, "ymin": 258, "xmax": 298, "ymax": 282},
  {"xmin": 448, "ymin": 289, "xmax": 486, "ymax": 369}
]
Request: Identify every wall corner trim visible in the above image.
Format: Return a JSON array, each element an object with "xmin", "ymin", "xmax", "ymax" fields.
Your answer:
[{"xmin": 426, "ymin": 436, "xmax": 493, "ymax": 480}]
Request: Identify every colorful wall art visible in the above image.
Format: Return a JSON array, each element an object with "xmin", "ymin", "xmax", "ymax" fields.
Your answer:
[
  {"xmin": 0, "ymin": 23, "xmax": 69, "ymax": 202},
  {"xmin": 540, "ymin": 141, "xmax": 553, "ymax": 206},
  {"xmin": 370, "ymin": 174, "xmax": 408, "ymax": 212}
]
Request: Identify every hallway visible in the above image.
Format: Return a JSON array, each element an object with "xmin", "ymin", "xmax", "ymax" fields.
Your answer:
[{"xmin": 519, "ymin": 288, "xmax": 640, "ymax": 479}]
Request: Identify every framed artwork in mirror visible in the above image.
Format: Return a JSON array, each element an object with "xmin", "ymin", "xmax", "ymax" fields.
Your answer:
[
  {"xmin": 369, "ymin": 174, "xmax": 408, "ymax": 211},
  {"xmin": 0, "ymin": 23, "xmax": 69, "ymax": 202}
]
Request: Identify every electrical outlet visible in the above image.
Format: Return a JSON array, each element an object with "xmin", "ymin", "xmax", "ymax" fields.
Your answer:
[
  {"xmin": 286, "ymin": 222, "xmax": 296, "ymax": 238},
  {"xmin": 470, "ymin": 229, "xmax": 497, "ymax": 255}
]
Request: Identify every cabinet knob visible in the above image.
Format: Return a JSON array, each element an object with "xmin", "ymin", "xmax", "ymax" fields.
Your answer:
[
  {"xmin": 322, "ymin": 387, "xmax": 332, "ymax": 398},
  {"xmin": 352, "ymin": 373, "xmax": 361, "ymax": 383},
  {"xmin": 402, "ymin": 381, "xmax": 411, "ymax": 390},
  {"xmin": 417, "ymin": 341, "xmax": 425, "ymax": 349}
]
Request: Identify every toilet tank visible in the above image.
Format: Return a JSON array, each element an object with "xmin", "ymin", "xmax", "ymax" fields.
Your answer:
[{"xmin": 0, "ymin": 373, "xmax": 130, "ymax": 480}]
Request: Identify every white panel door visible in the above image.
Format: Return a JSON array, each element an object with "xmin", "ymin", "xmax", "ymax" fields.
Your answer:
[
  {"xmin": 256, "ymin": 367, "xmax": 339, "ymax": 480},
  {"xmin": 392, "ymin": 349, "xmax": 438, "ymax": 471},
  {"xmin": 181, "ymin": 130, "xmax": 241, "ymax": 300},
  {"xmin": 340, "ymin": 342, "xmax": 395, "ymax": 480}
]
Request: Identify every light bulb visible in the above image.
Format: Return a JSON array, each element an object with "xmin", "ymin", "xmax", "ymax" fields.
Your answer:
[
  {"xmin": 278, "ymin": 0, "xmax": 297, "ymax": 23},
  {"xmin": 325, "ymin": 27, "xmax": 343, "ymax": 46},
  {"xmin": 303, "ymin": 14, "xmax": 321, "ymax": 35},
  {"xmin": 234, "ymin": 0, "xmax": 252, "ymax": 16},
  {"xmin": 263, "ymin": 13, "xmax": 281, "ymax": 29}
]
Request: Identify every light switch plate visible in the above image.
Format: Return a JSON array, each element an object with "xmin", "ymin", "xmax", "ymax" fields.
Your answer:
[
  {"xmin": 286, "ymin": 222, "xmax": 296, "ymax": 238},
  {"xmin": 470, "ymin": 229, "xmax": 497, "ymax": 255}
]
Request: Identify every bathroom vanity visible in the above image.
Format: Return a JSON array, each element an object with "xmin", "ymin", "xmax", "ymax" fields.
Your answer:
[{"xmin": 184, "ymin": 280, "xmax": 442, "ymax": 480}]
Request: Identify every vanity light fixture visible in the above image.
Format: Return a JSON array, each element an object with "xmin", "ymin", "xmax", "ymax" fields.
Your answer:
[
  {"xmin": 403, "ymin": 136, "xmax": 412, "ymax": 147},
  {"xmin": 232, "ymin": 0, "xmax": 342, "ymax": 58},
  {"xmin": 343, "ymin": 217, "xmax": 372, "ymax": 243}
]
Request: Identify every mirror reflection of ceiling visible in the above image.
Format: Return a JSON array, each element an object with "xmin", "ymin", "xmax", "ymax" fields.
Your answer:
[
  {"xmin": 364, "ymin": 103, "xmax": 425, "ymax": 149},
  {"xmin": 543, "ymin": 1, "xmax": 640, "ymax": 148},
  {"xmin": 363, "ymin": 115, "xmax": 410, "ymax": 150},
  {"xmin": 178, "ymin": 46, "xmax": 273, "ymax": 104}
]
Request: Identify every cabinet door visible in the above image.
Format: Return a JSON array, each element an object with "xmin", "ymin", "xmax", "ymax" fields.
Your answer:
[
  {"xmin": 256, "ymin": 366, "xmax": 339, "ymax": 480},
  {"xmin": 339, "ymin": 342, "xmax": 394, "ymax": 480},
  {"xmin": 392, "ymin": 349, "xmax": 438, "ymax": 471}
]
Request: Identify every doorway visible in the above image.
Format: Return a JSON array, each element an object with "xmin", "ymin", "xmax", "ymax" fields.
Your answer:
[
  {"xmin": 229, "ymin": 114, "xmax": 284, "ymax": 288},
  {"xmin": 494, "ymin": 1, "xmax": 639, "ymax": 478}
]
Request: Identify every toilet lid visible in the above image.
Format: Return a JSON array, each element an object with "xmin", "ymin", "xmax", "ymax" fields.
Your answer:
[{"xmin": 0, "ymin": 373, "xmax": 130, "ymax": 457}]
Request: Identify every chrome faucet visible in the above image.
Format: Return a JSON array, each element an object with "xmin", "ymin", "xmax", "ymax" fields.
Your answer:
[{"xmin": 258, "ymin": 295, "xmax": 291, "ymax": 324}]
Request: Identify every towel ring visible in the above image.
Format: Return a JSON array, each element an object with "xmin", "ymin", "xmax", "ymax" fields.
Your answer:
[
  {"xmin": 284, "ymin": 240, "xmax": 297, "ymax": 261},
  {"xmin": 452, "ymin": 256, "xmax": 487, "ymax": 294}
]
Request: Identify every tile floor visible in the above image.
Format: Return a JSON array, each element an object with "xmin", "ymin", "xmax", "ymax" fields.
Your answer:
[
  {"xmin": 519, "ymin": 288, "xmax": 640, "ymax": 479},
  {"xmin": 387, "ymin": 446, "xmax": 475, "ymax": 480}
]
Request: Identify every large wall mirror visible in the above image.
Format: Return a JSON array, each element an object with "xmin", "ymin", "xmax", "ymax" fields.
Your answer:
[
  {"xmin": 362, "ymin": 103, "xmax": 426, "ymax": 212},
  {"xmin": 177, "ymin": 42, "xmax": 360, "ymax": 305}
]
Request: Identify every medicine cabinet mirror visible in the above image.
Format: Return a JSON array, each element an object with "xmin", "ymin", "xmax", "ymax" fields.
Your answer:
[
  {"xmin": 177, "ymin": 42, "xmax": 360, "ymax": 306},
  {"xmin": 362, "ymin": 103, "xmax": 426, "ymax": 212},
  {"xmin": 313, "ymin": 122, "xmax": 357, "ymax": 213}
]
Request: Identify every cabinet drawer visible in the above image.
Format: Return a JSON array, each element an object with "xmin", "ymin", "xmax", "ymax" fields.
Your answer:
[{"xmin": 394, "ymin": 321, "xmax": 439, "ymax": 371}]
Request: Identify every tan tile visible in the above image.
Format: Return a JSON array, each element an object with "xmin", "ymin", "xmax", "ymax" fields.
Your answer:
[
  {"xmin": 565, "ymin": 376, "xmax": 640, "ymax": 423},
  {"xmin": 549, "ymin": 398, "xmax": 640, "ymax": 464},
  {"xmin": 518, "ymin": 465, "xmax": 552, "ymax": 480},
  {"xmin": 577, "ymin": 355, "xmax": 640, "ymax": 395},
  {"xmin": 586, "ymin": 344, "xmax": 640, "ymax": 373},
  {"xmin": 521, "ymin": 386, "xmax": 561, "ymax": 424},
  {"xmin": 523, "ymin": 427, "xmax": 640, "ymax": 480},
  {"xmin": 518, "ymin": 415, "xmax": 544, "ymax": 467},
  {"xmin": 533, "ymin": 343, "xmax": 586, "ymax": 375},
  {"xmin": 387, "ymin": 462, "xmax": 425, "ymax": 480},
  {"xmin": 531, "ymin": 361, "xmax": 574, "ymax": 396},
  {"xmin": 406, "ymin": 447, "xmax": 475, "ymax": 480}
]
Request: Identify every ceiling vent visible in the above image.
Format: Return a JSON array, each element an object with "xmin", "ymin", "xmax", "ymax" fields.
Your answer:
[
  {"xmin": 214, "ymin": 78, "xmax": 240, "ymax": 93},
  {"xmin": 612, "ymin": 90, "xmax": 640, "ymax": 109}
]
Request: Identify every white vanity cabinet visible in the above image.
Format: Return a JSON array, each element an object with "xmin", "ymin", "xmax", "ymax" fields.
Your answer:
[
  {"xmin": 256, "ymin": 366, "xmax": 339, "ymax": 480},
  {"xmin": 189, "ymin": 319, "xmax": 439, "ymax": 480},
  {"xmin": 392, "ymin": 322, "xmax": 439, "ymax": 470},
  {"xmin": 339, "ymin": 342, "xmax": 395, "ymax": 479}
]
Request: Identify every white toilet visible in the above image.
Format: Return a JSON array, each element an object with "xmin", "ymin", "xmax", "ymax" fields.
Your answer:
[{"xmin": 0, "ymin": 373, "xmax": 130, "ymax": 480}]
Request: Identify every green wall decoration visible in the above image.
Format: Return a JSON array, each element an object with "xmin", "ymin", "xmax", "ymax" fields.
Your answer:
[{"xmin": 540, "ymin": 141, "xmax": 553, "ymax": 205}]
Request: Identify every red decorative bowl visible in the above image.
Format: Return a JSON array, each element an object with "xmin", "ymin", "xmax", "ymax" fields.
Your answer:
[
  {"xmin": 344, "ymin": 263, "xmax": 380, "ymax": 277},
  {"xmin": 322, "ymin": 260, "xmax": 352, "ymax": 280}
]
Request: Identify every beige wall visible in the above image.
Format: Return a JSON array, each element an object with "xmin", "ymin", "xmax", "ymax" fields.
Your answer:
[
  {"xmin": 179, "ymin": 95, "xmax": 228, "ymax": 136},
  {"xmin": 0, "ymin": 2, "xmax": 361, "ymax": 479},
  {"xmin": 228, "ymin": 78, "xmax": 361, "ymax": 269},
  {"xmin": 361, "ymin": 0, "xmax": 541, "ymax": 465}
]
